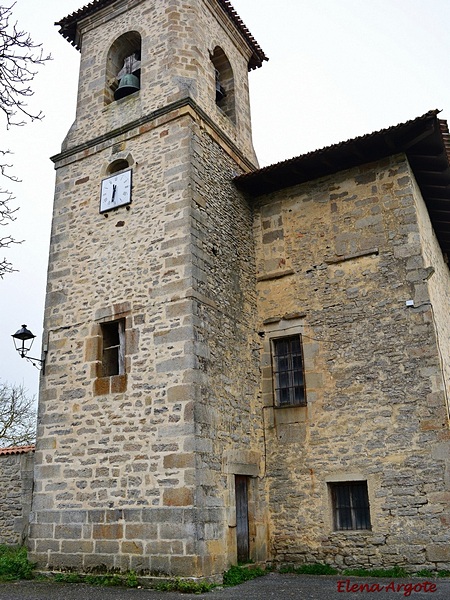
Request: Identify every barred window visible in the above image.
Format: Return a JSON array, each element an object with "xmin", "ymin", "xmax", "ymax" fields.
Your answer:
[
  {"xmin": 330, "ymin": 482, "xmax": 371, "ymax": 531},
  {"xmin": 272, "ymin": 335, "xmax": 306, "ymax": 407}
]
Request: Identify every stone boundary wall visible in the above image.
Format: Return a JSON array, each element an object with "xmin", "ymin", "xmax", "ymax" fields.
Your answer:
[{"xmin": 0, "ymin": 446, "xmax": 34, "ymax": 545}]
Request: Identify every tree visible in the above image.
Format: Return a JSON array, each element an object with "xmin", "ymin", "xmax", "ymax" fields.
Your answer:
[
  {"xmin": 0, "ymin": 3, "xmax": 50, "ymax": 278},
  {"xmin": 0, "ymin": 382, "xmax": 36, "ymax": 447}
]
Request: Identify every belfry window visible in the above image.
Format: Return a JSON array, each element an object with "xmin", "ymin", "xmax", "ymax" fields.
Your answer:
[
  {"xmin": 211, "ymin": 47, "xmax": 235, "ymax": 122},
  {"xmin": 105, "ymin": 32, "xmax": 142, "ymax": 104}
]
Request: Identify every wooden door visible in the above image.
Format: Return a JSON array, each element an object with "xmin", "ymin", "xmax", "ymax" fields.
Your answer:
[{"xmin": 235, "ymin": 475, "xmax": 249, "ymax": 563}]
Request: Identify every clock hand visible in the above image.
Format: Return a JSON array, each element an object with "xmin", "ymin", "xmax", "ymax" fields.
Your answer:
[{"xmin": 111, "ymin": 184, "xmax": 117, "ymax": 202}]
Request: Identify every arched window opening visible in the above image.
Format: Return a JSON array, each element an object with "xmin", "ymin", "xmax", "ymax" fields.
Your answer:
[
  {"xmin": 107, "ymin": 159, "xmax": 130, "ymax": 175},
  {"xmin": 211, "ymin": 47, "xmax": 235, "ymax": 123},
  {"xmin": 105, "ymin": 32, "xmax": 142, "ymax": 105}
]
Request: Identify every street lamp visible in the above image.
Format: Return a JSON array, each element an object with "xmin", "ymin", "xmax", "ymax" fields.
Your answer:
[{"xmin": 11, "ymin": 325, "xmax": 45, "ymax": 371}]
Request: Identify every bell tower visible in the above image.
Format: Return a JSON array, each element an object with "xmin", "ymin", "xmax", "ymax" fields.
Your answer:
[{"xmin": 30, "ymin": 0, "xmax": 268, "ymax": 579}]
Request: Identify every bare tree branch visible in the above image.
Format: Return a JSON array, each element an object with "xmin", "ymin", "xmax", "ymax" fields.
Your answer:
[
  {"xmin": 0, "ymin": 381, "xmax": 36, "ymax": 447},
  {"xmin": 0, "ymin": 3, "xmax": 51, "ymax": 128},
  {"xmin": 0, "ymin": 187, "xmax": 21, "ymax": 278},
  {"xmin": 0, "ymin": 2, "xmax": 51, "ymax": 277}
]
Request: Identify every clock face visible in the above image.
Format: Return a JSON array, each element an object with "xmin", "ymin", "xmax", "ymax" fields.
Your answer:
[{"xmin": 100, "ymin": 169, "xmax": 132, "ymax": 213}]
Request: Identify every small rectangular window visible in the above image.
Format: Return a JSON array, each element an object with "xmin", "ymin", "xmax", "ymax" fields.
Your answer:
[
  {"xmin": 101, "ymin": 320, "xmax": 125, "ymax": 377},
  {"xmin": 330, "ymin": 482, "xmax": 371, "ymax": 531},
  {"xmin": 272, "ymin": 335, "xmax": 306, "ymax": 407}
]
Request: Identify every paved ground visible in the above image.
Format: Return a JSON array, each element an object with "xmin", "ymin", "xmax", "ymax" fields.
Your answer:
[{"xmin": 0, "ymin": 573, "xmax": 449, "ymax": 600}]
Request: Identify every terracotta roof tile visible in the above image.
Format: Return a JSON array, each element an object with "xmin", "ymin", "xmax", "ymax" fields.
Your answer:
[{"xmin": 0, "ymin": 445, "xmax": 35, "ymax": 456}]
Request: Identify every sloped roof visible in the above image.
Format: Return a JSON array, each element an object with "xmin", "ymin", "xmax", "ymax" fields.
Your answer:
[
  {"xmin": 0, "ymin": 445, "xmax": 35, "ymax": 456},
  {"xmin": 235, "ymin": 110, "xmax": 450, "ymax": 256},
  {"xmin": 56, "ymin": 0, "xmax": 267, "ymax": 70}
]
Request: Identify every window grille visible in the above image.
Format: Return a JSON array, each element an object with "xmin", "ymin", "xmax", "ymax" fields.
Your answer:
[
  {"xmin": 272, "ymin": 335, "xmax": 306, "ymax": 407},
  {"xmin": 331, "ymin": 482, "xmax": 371, "ymax": 531}
]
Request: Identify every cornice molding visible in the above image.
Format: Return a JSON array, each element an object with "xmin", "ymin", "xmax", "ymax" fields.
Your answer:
[{"xmin": 51, "ymin": 97, "xmax": 257, "ymax": 172}]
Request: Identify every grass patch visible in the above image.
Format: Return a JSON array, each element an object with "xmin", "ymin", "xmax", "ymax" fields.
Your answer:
[
  {"xmin": 54, "ymin": 572, "xmax": 83, "ymax": 583},
  {"xmin": 53, "ymin": 570, "xmax": 139, "ymax": 588},
  {"xmin": 416, "ymin": 569, "xmax": 434, "ymax": 578},
  {"xmin": 125, "ymin": 571, "xmax": 140, "ymax": 588},
  {"xmin": 415, "ymin": 569, "xmax": 450, "ymax": 579},
  {"xmin": 0, "ymin": 546, "xmax": 34, "ymax": 581},
  {"xmin": 155, "ymin": 578, "xmax": 214, "ymax": 594},
  {"xmin": 279, "ymin": 563, "xmax": 338, "ymax": 575},
  {"xmin": 84, "ymin": 574, "xmax": 123, "ymax": 586},
  {"xmin": 222, "ymin": 564, "xmax": 267, "ymax": 586},
  {"xmin": 341, "ymin": 566, "xmax": 408, "ymax": 578}
]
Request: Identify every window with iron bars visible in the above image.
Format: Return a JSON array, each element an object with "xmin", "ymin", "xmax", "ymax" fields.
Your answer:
[
  {"xmin": 330, "ymin": 482, "xmax": 371, "ymax": 531},
  {"xmin": 272, "ymin": 335, "xmax": 306, "ymax": 407}
]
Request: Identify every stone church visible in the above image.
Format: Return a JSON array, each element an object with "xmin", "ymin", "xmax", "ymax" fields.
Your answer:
[{"xmin": 28, "ymin": 0, "xmax": 450, "ymax": 579}]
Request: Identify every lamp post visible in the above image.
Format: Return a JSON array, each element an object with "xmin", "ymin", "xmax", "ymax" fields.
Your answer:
[{"xmin": 11, "ymin": 325, "xmax": 45, "ymax": 371}]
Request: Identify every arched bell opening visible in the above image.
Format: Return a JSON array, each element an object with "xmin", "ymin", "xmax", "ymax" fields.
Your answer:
[
  {"xmin": 211, "ymin": 46, "xmax": 235, "ymax": 123},
  {"xmin": 105, "ymin": 31, "xmax": 142, "ymax": 105}
]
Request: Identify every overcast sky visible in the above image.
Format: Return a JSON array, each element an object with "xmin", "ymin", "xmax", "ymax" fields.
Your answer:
[{"xmin": 2, "ymin": 0, "xmax": 450, "ymax": 400}]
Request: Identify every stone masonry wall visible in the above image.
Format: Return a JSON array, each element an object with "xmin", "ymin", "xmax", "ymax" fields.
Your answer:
[
  {"xmin": 30, "ymin": 112, "xmax": 204, "ymax": 575},
  {"xmin": 33, "ymin": 0, "xmax": 263, "ymax": 577},
  {"xmin": 63, "ymin": 0, "xmax": 257, "ymax": 164},
  {"xmin": 411, "ymin": 170, "xmax": 450, "ymax": 565},
  {"xmin": 31, "ymin": 0, "xmax": 263, "ymax": 571},
  {"xmin": 0, "ymin": 449, "xmax": 34, "ymax": 545},
  {"xmin": 254, "ymin": 154, "xmax": 450, "ymax": 572},
  {"xmin": 413, "ymin": 171, "xmax": 450, "ymax": 421},
  {"xmin": 190, "ymin": 122, "xmax": 267, "ymax": 571}
]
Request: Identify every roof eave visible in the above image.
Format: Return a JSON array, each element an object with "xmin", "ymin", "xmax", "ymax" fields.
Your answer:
[
  {"xmin": 56, "ymin": 0, "xmax": 268, "ymax": 68},
  {"xmin": 235, "ymin": 110, "xmax": 444, "ymax": 195},
  {"xmin": 235, "ymin": 110, "xmax": 450, "ymax": 257}
]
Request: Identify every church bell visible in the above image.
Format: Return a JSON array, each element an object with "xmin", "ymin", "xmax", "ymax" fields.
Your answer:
[{"xmin": 114, "ymin": 73, "xmax": 140, "ymax": 101}]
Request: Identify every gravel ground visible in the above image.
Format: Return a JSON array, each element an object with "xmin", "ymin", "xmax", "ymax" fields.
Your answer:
[{"xmin": 0, "ymin": 573, "xmax": 449, "ymax": 600}]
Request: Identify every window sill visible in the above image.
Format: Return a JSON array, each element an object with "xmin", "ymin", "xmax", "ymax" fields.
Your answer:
[
  {"xmin": 330, "ymin": 529, "xmax": 373, "ymax": 535},
  {"xmin": 273, "ymin": 403, "xmax": 307, "ymax": 409},
  {"xmin": 273, "ymin": 404, "xmax": 307, "ymax": 426},
  {"xmin": 94, "ymin": 374, "xmax": 127, "ymax": 396}
]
